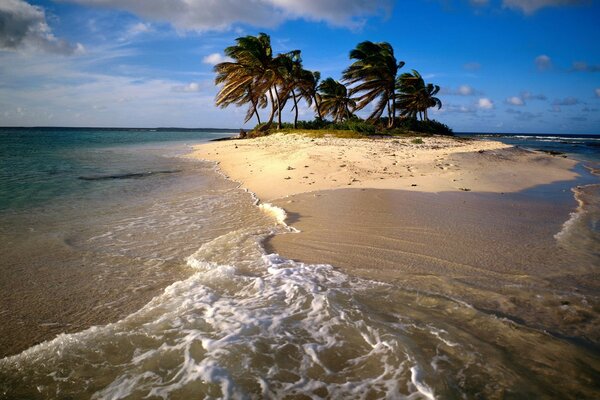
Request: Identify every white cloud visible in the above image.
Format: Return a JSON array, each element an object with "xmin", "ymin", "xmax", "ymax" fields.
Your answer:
[
  {"xmin": 63, "ymin": 0, "xmax": 392, "ymax": 31},
  {"xmin": 502, "ymin": 0, "xmax": 587, "ymax": 14},
  {"xmin": 457, "ymin": 85, "xmax": 475, "ymax": 96},
  {"xmin": 0, "ymin": 49, "xmax": 239, "ymax": 128},
  {"xmin": 172, "ymin": 82, "xmax": 201, "ymax": 92},
  {"xmin": 470, "ymin": 0, "xmax": 489, "ymax": 5},
  {"xmin": 128, "ymin": 22, "xmax": 153, "ymax": 36},
  {"xmin": 595, "ymin": 88, "xmax": 600, "ymax": 98},
  {"xmin": 506, "ymin": 96, "xmax": 524, "ymax": 106},
  {"xmin": 441, "ymin": 85, "xmax": 478, "ymax": 96},
  {"xmin": 535, "ymin": 54, "xmax": 552, "ymax": 71},
  {"xmin": 202, "ymin": 53, "xmax": 232, "ymax": 65},
  {"xmin": 0, "ymin": 0, "xmax": 83, "ymax": 54},
  {"xmin": 478, "ymin": 98, "xmax": 494, "ymax": 109}
]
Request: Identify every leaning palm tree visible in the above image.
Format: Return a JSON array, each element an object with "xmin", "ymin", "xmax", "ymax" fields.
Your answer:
[
  {"xmin": 214, "ymin": 63, "xmax": 267, "ymax": 124},
  {"xmin": 342, "ymin": 41, "xmax": 405, "ymax": 128},
  {"xmin": 274, "ymin": 50, "xmax": 302, "ymax": 128},
  {"xmin": 297, "ymin": 70, "xmax": 322, "ymax": 120},
  {"xmin": 215, "ymin": 33, "xmax": 280, "ymax": 128},
  {"xmin": 396, "ymin": 70, "xmax": 442, "ymax": 121},
  {"xmin": 318, "ymin": 78, "xmax": 355, "ymax": 123}
]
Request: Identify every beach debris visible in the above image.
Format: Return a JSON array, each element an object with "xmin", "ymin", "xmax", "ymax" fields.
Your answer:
[
  {"xmin": 287, "ymin": 166, "xmax": 295, "ymax": 170},
  {"xmin": 284, "ymin": 176, "xmax": 291, "ymax": 180},
  {"xmin": 459, "ymin": 187, "xmax": 471, "ymax": 191},
  {"xmin": 411, "ymin": 184, "xmax": 417, "ymax": 187},
  {"xmin": 304, "ymin": 165, "xmax": 309, "ymax": 168},
  {"xmin": 339, "ymin": 164, "xmax": 346, "ymax": 168},
  {"xmin": 478, "ymin": 150, "xmax": 484, "ymax": 153}
]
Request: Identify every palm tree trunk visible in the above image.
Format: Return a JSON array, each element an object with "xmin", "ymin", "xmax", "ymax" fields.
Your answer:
[
  {"xmin": 262, "ymin": 88, "xmax": 276, "ymax": 130},
  {"xmin": 387, "ymin": 100, "xmax": 393, "ymax": 129},
  {"xmin": 292, "ymin": 90, "xmax": 299, "ymax": 129},
  {"xmin": 250, "ymin": 97, "xmax": 261, "ymax": 125},
  {"xmin": 274, "ymin": 86, "xmax": 282, "ymax": 130},
  {"xmin": 313, "ymin": 94, "xmax": 322, "ymax": 120},
  {"xmin": 391, "ymin": 93, "xmax": 396, "ymax": 128},
  {"xmin": 424, "ymin": 108, "xmax": 428, "ymax": 121}
]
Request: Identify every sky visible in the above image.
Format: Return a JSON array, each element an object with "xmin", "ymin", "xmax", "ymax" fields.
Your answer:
[{"xmin": 0, "ymin": 0, "xmax": 599, "ymax": 133}]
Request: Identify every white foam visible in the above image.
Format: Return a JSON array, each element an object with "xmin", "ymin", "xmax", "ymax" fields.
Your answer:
[
  {"xmin": 410, "ymin": 366, "xmax": 436, "ymax": 400},
  {"xmin": 258, "ymin": 202, "xmax": 287, "ymax": 225},
  {"xmin": 554, "ymin": 187, "xmax": 586, "ymax": 242}
]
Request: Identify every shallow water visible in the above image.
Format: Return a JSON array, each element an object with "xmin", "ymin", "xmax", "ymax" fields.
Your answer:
[{"xmin": 1, "ymin": 130, "xmax": 599, "ymax": 398}]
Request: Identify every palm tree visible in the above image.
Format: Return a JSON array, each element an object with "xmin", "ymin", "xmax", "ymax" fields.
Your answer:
[
  {"xmin": 298, "ymin": 70, "xmax": 322, "ymax": 120},
  {"xmin": 274, "ymin": 50, "xmax": 302, "ymax": 129},
  {"xmin": 215, "ymin": 33, "xmax": 280, "ymax": 128},
  {"xmin": 396, "ymin": 70, "xmax": 442, "ymax": 121},
  {"xmin": 318, "ymin": 78, "xmax": 355, "ymax": 123},
  {"xmin": 342, "ymin": 41, "xmax": 405, "ymax": 128},
  {"xmin": 214, "ymin": 63, "xmax": 266, "ymax": 124}
]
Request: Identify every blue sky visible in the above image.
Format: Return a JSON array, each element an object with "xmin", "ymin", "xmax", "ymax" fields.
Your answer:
[{"xmin": 0, "ymin": 0, "xmax": 599, "ymax": 133}]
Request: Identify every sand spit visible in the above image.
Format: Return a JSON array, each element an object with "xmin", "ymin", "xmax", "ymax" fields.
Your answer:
[{"xmin": 191, "ymin": 133, "xmax": 578, "ymax": 201}]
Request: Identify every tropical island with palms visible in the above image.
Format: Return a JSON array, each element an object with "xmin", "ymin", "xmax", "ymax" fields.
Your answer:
[
  {"xmin": 196, "ymin": 32, "xmax": 577, "ymax": 201},
  {"xmin": 214, "ymin": 33, "xmax": 449, "ymax": 137}
]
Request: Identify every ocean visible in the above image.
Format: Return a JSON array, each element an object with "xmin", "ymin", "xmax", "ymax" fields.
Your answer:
[{"xmin": 0, "ymin": 128, "xmax": 598, "ymax": 398}]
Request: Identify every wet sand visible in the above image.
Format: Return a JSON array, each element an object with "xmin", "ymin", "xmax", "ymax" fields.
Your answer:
[
  {"xmin": 266, "ymin": 187, "xmax": 599, "ymax": 344},
  {"xmin": 193, "ymin": 132, "xmax": 598, "ymax": 343}
]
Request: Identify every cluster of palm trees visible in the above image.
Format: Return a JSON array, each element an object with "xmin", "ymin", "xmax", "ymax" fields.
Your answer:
[{"xmin": 214, "ymin": 33, "xmax": 442, "ymax": 130}]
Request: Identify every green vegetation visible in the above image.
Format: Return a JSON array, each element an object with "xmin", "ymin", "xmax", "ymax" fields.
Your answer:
[{"xmin": 214, "ymin": 33, "xmax": 451, "ymax": 136}]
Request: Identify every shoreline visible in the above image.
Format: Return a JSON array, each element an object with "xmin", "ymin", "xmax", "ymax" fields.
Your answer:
[
  {"xmin": 191, "ymin": 133, "xmax": 579, "ymax": 201},
  {"xmin": 191, "ymin": 132, "xmax": 599, "ymax": 343}
]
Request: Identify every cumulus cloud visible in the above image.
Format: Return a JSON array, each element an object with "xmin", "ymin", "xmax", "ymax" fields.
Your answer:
[
  {"xmin": 202, "ymin": 53, "xmax": 233, "ymax": 65},
  {"xmin": 63, "ymin": 0, "xmax": 392, "ymax": 31},
  {"xmin": 596, "ymin": 88, "xmax": 600, "ymax": 98},
  {"xmin": 506, "ymin": 96, "xmax": 524, "ymax": 106},
  {"xmin": 0, "ymin": 0, "xmax": 83, "ymax": 54},
  {"xmin": 535, "ymin": 55, "xmax": 552, "ymax": 71},
  {"xmin": 502, "ymin": 0, "xmax": 587, "ymax": 14},
  {"xmin": 478, "ymin": 98, "xmax": 494, "ymax": 109}
]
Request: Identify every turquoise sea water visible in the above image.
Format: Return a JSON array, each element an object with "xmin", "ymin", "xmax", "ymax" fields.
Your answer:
[
  {"xmin": 0, "ymin": 128, "xmax": 236, "ymax": 211},
  {"xmin": 0, "ymin": 128, "xmax": 598, "ymax": 398}
]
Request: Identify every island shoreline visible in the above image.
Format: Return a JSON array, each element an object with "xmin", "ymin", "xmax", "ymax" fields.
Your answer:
[{"xmin": 190, "ymin": 132, "xmax": 599, "ymax": 344}]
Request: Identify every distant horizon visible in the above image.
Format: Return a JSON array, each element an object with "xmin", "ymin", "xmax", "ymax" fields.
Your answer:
[{"xmin": 2, "ymin": 125, "xmax": 599, "ymax": 137}]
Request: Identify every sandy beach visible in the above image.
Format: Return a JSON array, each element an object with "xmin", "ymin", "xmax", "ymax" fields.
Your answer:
[
  {"xmin": 192, "ymin": 133, "xmax": 578, "ymax": 201},
  {"xmin": 192, "ymin": 133, "xmax": 598, "ymax": 342}
]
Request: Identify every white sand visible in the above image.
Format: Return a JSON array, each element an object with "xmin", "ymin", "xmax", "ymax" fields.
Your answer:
[{"xmin": 191, "ymin": 133, "xmax": 578, "ymax": 201}]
